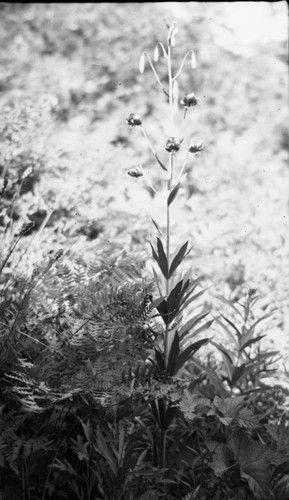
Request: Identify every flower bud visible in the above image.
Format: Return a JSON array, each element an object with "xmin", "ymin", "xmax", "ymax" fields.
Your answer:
[
  {"xmin": 139, "ymin": 52, "xmax": 146, "ymax": 73},
  {"xmin": 126, "ymin": 113, "xmax": 142, "ymax": 128},
  {"xmin": 127, "ymin": 164, "xmax": 144, "ymax": 178},
  {"xmin": 165, "ymin": 137, "xmax": 181, "ymax": 153},
  {"xmin": 188, "ymin": 140, "xmax": 204, "ymax": 153},
  {"xmin": 180, "ymin": 93, "xmax": 198, "ymax": 108},
  {"xmin": 21, "ymin": 166, "xmax": 33, "ymax": 180}
]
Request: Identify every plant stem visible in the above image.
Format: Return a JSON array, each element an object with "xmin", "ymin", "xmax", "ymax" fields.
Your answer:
[
  {"xmin": 161, "ymin": 428, "xmax": 167, "ymax": 469},
  {"xmin": 164, "ymin": 41, "xmax": 174, "ymax": 364},
  {"xmin": 167, "ymin": 44, "xmax": 174, "ymax": 135}
]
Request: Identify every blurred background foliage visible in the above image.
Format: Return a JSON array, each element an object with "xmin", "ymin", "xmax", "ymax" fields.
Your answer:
[{"xmin": 0, "ymin": 2, "xmax": 288, "ymax": 360}]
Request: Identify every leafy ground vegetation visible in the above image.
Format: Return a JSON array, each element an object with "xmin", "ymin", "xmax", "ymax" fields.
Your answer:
[{"xmin": 0, "ymin": 3, "xmax": 289, "ymax": 499}]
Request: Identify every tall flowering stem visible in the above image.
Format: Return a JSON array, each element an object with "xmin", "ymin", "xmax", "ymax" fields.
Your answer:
[
  {"xmin": 126, "ymin": 19, "xmax": 212, "ymax": 471},
  {"xmin": 126, "ymin": 19, "xmax": 210, "ymax": 376},
  {"xmin": 165, "ymin": 38, "xmax": 174, "ymax": 361}
]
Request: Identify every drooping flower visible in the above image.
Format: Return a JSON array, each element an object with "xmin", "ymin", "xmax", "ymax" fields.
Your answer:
[
  {"xmin": 127, "ymin": 164, "xmax": 144, "ymax": 178},
  {"xmin": 180, "ymin": 93, "xmax": 198, "ymax": 108},
  {"xmin": 126, "ymin": 113, "xmax": 142, "ymax": 128},
  {"xmin": 165, "ymin": 137, "xmax": 181, "ymax": 153},
  {"xmin": 188, "ymin": 140, "xmax": 204, "ymax": 153}
]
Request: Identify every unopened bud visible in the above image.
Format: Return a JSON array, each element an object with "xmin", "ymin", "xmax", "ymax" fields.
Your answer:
[
  {"xmin": 165, "ymin": 137, "xmax": 181, "ymax": 153},
  {"xmin": 126, "ymin": 113, "xmax": 142, "ymax": 128},
  {"xmin": 188, "ymin": 140, "xmax": 204, "ymax": 153},
  {"xmin": 21, "ymin": 166, "xmax": 33, "ymax": 180},
  {"xmin": 127, "ymin": 165, "xmax": 144, "ymax": 178},
  {"xmin": 180, "ymin": 93, "xmax": 198, "ymax": 108},
  {"xmin": 139, "ymin": 52, "xmax": 146, "ymax": 73}
]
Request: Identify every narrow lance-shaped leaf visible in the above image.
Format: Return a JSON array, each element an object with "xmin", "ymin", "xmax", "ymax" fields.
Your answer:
[
  {"xmin": 182, "ymin": 319, "xmax": 214, "ymax": 344},
  {"xmin": 215, "ymin": 318, "xmax": 236, "ymax": 344},
  {"xmin": 155, "ymin": 153, "xmax": 167, "ymax": 172},
  {"xmin": 151, "ymin": 217, "xmax": 165, "ymax": 239},
  {"xmin": 96, "ymin": 427, "xmax": 118, "ymax": 477},
  {"xmin": 149, "ymin": 241, "xmax": 168, "ymax": 279},
  {"xmin": 157, "ymin": 237, "xmax": 169, "ymax": 278},
  {"xmin": 231, "ymin": 364, "xmax": 246, "ymax": 387},
  {"xmin": 166, "ymin": 280, "xmax": 184, "ymax": 323},
  {"xmin": 240, "ymin": 334, "xmax": 267, "ymax": 352},
  {"xmin": 247, "ymin": 312, "xmax": 272, "ymax": 334},
  {"xmin": 179, "ymin": 311, "xmax": 210, "ymax": 340},
  {"xmin": 180, "ymin": 278, "xmax": 201, "ymax": 305},
  {"xmin": 173, "ymin": 338, "xmax": 208, "ymax": 375},
  {"xmin": 237, "ymin": 357, "xmax": 278, "ymax": 384},
  {"xmin": 169, "ymin": 241, "xmax": 188, "ymax": 278},
  {"xmin": 168, "ymin": 182, "xmax": 180, "ymax": 206},
  {"xmin": 166, "ymin": 331, "xmax": 180, "ymax": 376},
  {"xmin": 154, "ymin": 348, "xmax": 166, "ymax": 373},
  {"xmin": 150, "ymin": 242, "xmax": 160, "ymax": 265},
  {"xmin": 157, "ymin": 299, "xmax": 169, "ymax": 326},
  {"xmin": 219, "ymin": 313, "xmax": 242, "ymax": 340},
  {"xmin": 179, "ymin": 289, "xmax": 206, "ymax": 315},
  {"xmin": 192, "ymin": 357, "xmax": 229, "ymax": 397},
  {"xmin": 210, "ymin": 340, "xmax": 234, "ymax": 380},
  {"xmin": 215, "ymin": 294, "xmax": 243, "ymax": 318},
  {"xmin": 210, "ymin": 340, "xmax": 235, "ymax": 366}
]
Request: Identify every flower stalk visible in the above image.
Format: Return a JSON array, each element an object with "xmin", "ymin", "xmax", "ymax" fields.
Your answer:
[
  {"xmin": 127, "ymin": 18, "xmax": 209, "ymax": 376},
  {"xmin": 126, "ymin": 19, "xmax": 212, "ymax": 472}
]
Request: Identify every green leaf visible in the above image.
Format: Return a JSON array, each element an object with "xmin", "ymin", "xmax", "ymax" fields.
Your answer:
[
  {"xmin": 151, "ymin": 398, "xmax": 176, "ymax": 430},
  {"xmin": 155, "ymin": 153, "xmax": 167, "ymax": 172},
  {"xmin": 165, "ymin": 280, "xmax": 185, "ymax": 323},
  {"xmin": 235, "ymin": 408, "xmax": 260, "ymax": 430},
  {"xmin": 157, "ymin": 299, "xmax": 169, "ymax": 325},
  {"xmin": 173, "ymin": 338, "xmax": 208, "ymax": 374},
  {"xmin": 184, "ymin": 320, "xmax": 214, "ymax": 343},
  {"xmin": 215, "ymin": 318, "xmax": 238, "ymax": 344},
  {"xmin": 216, "ymin": 294, "xmax": 243, "ymax": 318},
  {"xmin": 207, "ymin": 441, "xmax": 232, "ymax": 477},
  {"xmin": 169, "ymin": 241, "xmax": 188, "ymax": 278},
  {"xmin": 149, "ymin": 240, "xmax": 169, "ymax": 279},
  {"xmin": 210, "ymin": 342, "xmax": 234, "ymax": 380},
  {"xmin": 151, "ymin": 218, "xmax": 165, "ymax": 239},
  {"xmin": 248, "ymin": 312, "xmax": 272, "ymax": 333},
  {"xmin": 179, "ymin": 289, "xmax": 206, "ymax": 315},
  {"xmin": 228, "ymin": 429, "xmax": 271, "ymax": 494},
  {"xmin": 179, "ymin": 311, "xmax": 210, "ymax": 341},
  {"xmin": 157, "ymin": 238, "xmax": 169, "ymax": 278},
  {"xmin": 155, "ymin": 348, "xmax": 166, "ymax": 372},
  {"xmin": 231, "ymin": 364, "xmax": 246, "ymax": 386},
  {"xmin": 150, "ymin": 242, "xmax": 160, "ymax": 265},
  {"xmin": 95, "ymin": 427, "xmax": 118, "ymax": 477},
  {"xmin": 166, "ymin": 331, "xmax": 180, "ymax": 375},
  {"xmin": 240, "ymin": 334, "xmax": 267, "ymax": 352},
  {"xmin": 167, "ymin": 182, "xmax": 180, "ymax": 206},
  {"xmin": 191, "ymin": 358, "xmax": 228, "ymax": 397},
  {"xmin": 219, "ymin": 313, "xmax": 242, "ymax": 340},
  {"xmin": 139, "ymin": 52, "xmax": 146, "ymax": 73}
]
